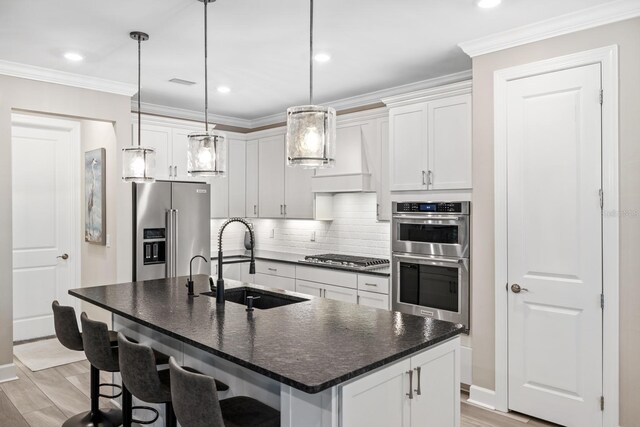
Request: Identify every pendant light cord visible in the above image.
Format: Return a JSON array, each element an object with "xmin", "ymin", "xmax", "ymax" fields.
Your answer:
[
  {"xmin": 137, "ymin": 35, "xmax": 142, "ymax": 147},
  {"xmin": 309, "ymin": 0, "xmax": 314, "ymax": 106},
  {"xmin": 204, "ymin": 0, "xmax": 209, "ymax": 132}
]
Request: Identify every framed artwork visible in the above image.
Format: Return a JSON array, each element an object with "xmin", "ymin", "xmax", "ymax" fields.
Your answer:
[{"xmin": 85, "ymin": 148, "xmax": 106, "ymax": 245}]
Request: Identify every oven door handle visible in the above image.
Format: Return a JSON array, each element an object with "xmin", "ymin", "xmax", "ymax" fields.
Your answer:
[
  {"xmin": 393, "ymin": 253, "xmax": 465, "ymax": 265},
  {"xmin": 392, "ymin": 215, "xmax": 466, "ymax": 222}
]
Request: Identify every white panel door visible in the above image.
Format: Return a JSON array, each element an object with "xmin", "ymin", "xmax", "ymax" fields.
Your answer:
[
  {"xmin": 284, "ymin": 164, "xmax": 314, "ymax": 219},
  {"xmin": 134, "ymin": 123, "xmax": 172, "ymax": 180},
  {"xmin": 295, "ymin": 279, "xmax": 323, "ymax": 298},
  {"xmin": 507, "ymin": 64, "xmax": 602, "ymax": 426},
  {"xmin": 258, "ymin": 135, "xmax": 285, "ymax": 218},
  {"xmin": 357, "ymin": 290, "xmax": 389, "ymax": 310},
  {"xmin": 389, "ymin": 104, "xmax": 427, "ymax": 191},
  {"xmin": 427, "ymin": 94, "xmax": 472, "ymax": 190},
  {"xmin": 171, "ymin": 128, "xmax": 200, "ymax": 181},
  {"xmin": 12, "ymin": 120, "xmax": 77, "ymax": 341},
  {"xmin": 208, "ymin": 173, "xmax": 229, "ymax": 219},
  {"xmin": 377, "ymin": 119, "xmax": 391, "ymax": 221},
  {"xmin": 245, "ymin": 139, "xmax": 259, "ymax": 218},
  {"xmin": 323, "ymin": 283, "xmax": 358, "ymax": 304},
  {"xmin": 228, "ymin": 139, "xmax": 246, "ymax": 218}
]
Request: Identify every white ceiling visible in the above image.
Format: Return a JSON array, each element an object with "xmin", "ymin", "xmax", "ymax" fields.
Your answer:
[{"xmin": 0, "ymin": 0, "xmax": 618, "ymax": 120}]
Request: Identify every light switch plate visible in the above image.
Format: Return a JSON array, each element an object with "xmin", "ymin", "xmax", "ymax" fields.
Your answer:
[
  {"xmin": 310, "ymin": 231, "xmax": 316, "ymax": 242},
  {"xmin": 270, "ymin": 228, "xmax": 275, "ymax": 238}
]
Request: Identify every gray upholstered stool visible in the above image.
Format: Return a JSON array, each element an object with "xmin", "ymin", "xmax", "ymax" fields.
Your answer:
[
  {"xmin": 52, "ymin": 301, "xmax": 122, "ymax": 427},
  {"xmin": 169, "ymin": 357, "xmax": 280, "ymax": 427}
]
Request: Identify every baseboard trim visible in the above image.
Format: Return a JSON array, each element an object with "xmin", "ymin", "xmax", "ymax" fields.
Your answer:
[
  {"xmin": 0, "ymin": 363, "xmax": 18, "ymax": 384},
  {"xmin": 468, "ymin": 385, "xmax": 496, "ymax": 411}
]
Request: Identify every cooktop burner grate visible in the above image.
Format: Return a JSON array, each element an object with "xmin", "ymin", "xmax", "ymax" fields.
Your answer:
[{"xmin": 300, "ymin": 254, "xmax": 389, "ymax": 270}]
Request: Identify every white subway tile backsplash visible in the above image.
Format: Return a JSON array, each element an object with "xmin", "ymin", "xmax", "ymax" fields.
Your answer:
[{"xmin": 210, "ymin": 193, "xmax": 390, "ymax": 258}]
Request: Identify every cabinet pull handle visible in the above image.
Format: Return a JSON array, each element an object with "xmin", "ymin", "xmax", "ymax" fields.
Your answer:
[
  {"xmin": 376, "ymin": 203, "xmax": 380, "ymax": 217},
  {"xmin": 421, "ymin": 170, "xmax": 426, "ymax": 186},
  {"xmin": 406, "ymin": 370, "xmax": 414, "ymax": 399},
  {"xmin": 357, "ymin": 295, "xmax": 360, "ymax": 304},
  {"xmin": 268, "ymin": 268, "xmax": 277, "ymax": 272},
  {"xmin": 253, "ymin": 205, "xmax": 257, "ymax": 215},
  {"xmin": 174, "ymin": 166, "xmax": 178, "ymax": 177},
  {"xmin": 364, "ymin": 283, "xmax": 377, "ymax": 287},
  {"xmin": 169, "ymin": 166, "xmax": 173, "ymax": 177},
  {"xmin": 284, "ymin": 204, "xmax": 287, "ymax": 215},
  {"xmin": 427, "ymin": 170, "xmax": 433, "ymax": 187},
  {"xmin": 322, "ymin": 289, "xmax": 326, "ymax": 298},
  {"xmin": 414, "ymin": 366, "xmax": 422, "ymax": 395},
  {"xmin": 280, "ymin": 205, "xmax": 283, "ymax": 215}
]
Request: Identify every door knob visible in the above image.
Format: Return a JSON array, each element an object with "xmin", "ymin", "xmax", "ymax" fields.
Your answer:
[
  {"xmin": 511, "ymin": 283, "xmax": 528, "ymax": 293},
  {"xmin": 57, "ymin": 253, "xmax": 69, "ymax": 260}
]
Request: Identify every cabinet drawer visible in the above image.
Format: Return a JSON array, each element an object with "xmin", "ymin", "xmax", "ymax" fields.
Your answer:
[
  {"xmin": 255, "ymin": 260, "xmax": 296, "ymax": 278},
  {"xmin": 252, "ymin": 273, "xmax": 295, "ymax": 292},
  {"xmin": 357, "ymin": 274, "xmax": 389, "ymax": 295},
  {"xmin": 357, "ymin": 290, "xmax": 389, "ymax": 310},
  {"xmin": 295, "ymin": 279, "xmax": 323, "ymax": 297},
  {"xmin": 295, "ymin": 266, "xmax": 357, "ymax": 289},
  {"xmin": 324, "ymin": 283, "xmax": 358, "ymax": 304}
]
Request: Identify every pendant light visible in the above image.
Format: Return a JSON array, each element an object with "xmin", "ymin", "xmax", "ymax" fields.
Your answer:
[
  {"xmin": 285, "ymin": 0, "xmax": 336, "ymax": 169},
  {"xmin": 187, "ymin": 0, "xmax": 227, "ymax": 177},
  {"xmin": 122, "ymin": 31, "xmax": 156, "ymax": 182}
]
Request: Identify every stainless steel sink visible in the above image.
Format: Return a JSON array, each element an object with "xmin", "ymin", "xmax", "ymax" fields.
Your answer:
[{"xmin": 201, "ymin": 287, "xmax": 308, "ymax": 310}]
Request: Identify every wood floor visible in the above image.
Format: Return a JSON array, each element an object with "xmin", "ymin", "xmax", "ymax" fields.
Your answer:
[{"xmin": 1, "ymin": 357, "xmax": 559, "ymax": 427}]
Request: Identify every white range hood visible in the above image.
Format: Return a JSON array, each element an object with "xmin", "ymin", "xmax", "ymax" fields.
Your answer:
[{"xmin": 311, "ymin": 115, "xmax": 378, "ymax": 193}]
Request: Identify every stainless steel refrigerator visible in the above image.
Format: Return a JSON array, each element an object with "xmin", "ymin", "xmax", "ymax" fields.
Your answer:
[{"xmin": 133, "ymin": 181, "xmax": 210, "ymax": 281}]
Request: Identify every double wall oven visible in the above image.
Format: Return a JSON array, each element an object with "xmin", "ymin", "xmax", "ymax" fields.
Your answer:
[{"xmin": 392, "ymin": 201, "xmax": 470, "ymax": 331}]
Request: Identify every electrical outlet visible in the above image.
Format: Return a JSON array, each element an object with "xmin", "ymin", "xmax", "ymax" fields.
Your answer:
[
  {"xmin": 270, "ymin": 228, "xmax": 275, "ymax": 238},
  {"xmin": 310, "ymin": 231, "xmax": 316, "ymax": 242}
]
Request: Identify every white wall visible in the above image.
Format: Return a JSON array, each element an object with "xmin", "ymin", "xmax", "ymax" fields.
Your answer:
[{"xmin": 212, "ymin": 193, "xmax": 390, "ymax": 258}]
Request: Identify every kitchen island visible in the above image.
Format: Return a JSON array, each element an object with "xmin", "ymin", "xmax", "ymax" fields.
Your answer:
[{"xmin": 70, "ymin": 275, "xmax": 463, "ymax": 427}]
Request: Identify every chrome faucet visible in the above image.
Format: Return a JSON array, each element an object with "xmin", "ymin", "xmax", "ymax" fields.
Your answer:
[{"xmin": 216, "ymin": 218, "xmax": 255, "ymax": 305}]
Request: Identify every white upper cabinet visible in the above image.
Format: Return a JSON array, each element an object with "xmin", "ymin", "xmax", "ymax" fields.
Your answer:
[
  {"xmin": 258, "ymin": 134, "xmax": 286, "ymax": 218},
  {"xmin": 171, "ymin": 128, "xmax": 199, "ymax": 181},
  {"xmin": 228, "ymin": 140, "xmax": 246, "ymax": 218},
  {"xmin": 389, "ymin": 103, "xmax": 428, "ymax": 191},
  {"xmin": 385, "ymin": 81, "xmax": 472, "ymax": 192},
  {"xmin": 132, "ymin": 123, "xmax": 172, "ymax": 180},
  {"xmin": 427, "ymin": 95, "xmax": 472, "ymax": 190},
  {"xmin": 285, "ymin": 165, "xmax": 315, "ymax": 219},
  {"xmin": 245, "ymin": 139, "xmax": 259, "ymax": 218},
  {"xmin": 378, "ymin": 119, "xmax": 391, "ymax": 220}
]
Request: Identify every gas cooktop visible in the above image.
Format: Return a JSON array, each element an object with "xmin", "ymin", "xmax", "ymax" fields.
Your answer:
[{"xmin": 298, "ymin": 254, "xmax": 389, "ymax": 271}]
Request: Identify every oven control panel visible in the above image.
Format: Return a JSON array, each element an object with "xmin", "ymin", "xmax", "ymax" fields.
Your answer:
[{"xmin": 394, "ymin": 202, "xmax": 468, "ymax": 214}]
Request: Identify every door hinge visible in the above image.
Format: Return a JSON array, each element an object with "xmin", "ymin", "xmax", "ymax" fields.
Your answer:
[
  {"xmin": 600, "ymin": 293, "xmax": 604, "ymax": 309},
  {"xmin": 599, "ymin": 189, "xmax": 603, "ymax": 209},
  {"xmin": 600, "ymin": 395, "xmax": 604, "ymax": 411},
  {"xmin": 599, "ymin": 89, "xmax": 603, "ymax": 105}
]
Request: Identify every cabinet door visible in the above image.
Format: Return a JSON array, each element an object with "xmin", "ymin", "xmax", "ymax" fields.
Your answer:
[
  {"xmin": 208, "ymin": 174, "xmax": 229, "ymax": 219},
  {"xmin": 258, "ymin": 135, "xmax": 285, "ymax": 218},
  {"xmin": 427, "ymin": 94, "xmax": 472, "ymax": 190},
  {"xmin": 410, "ymin": 339, "xmax": 460, "ymax": 427},
  {"xmin": 323, "ymin": 283, "xmax": 358, "ymax": 304},
  {"xmin": 357, "ymin": 290, "xmax": 389, "ymax": 310},
  {"xmin": 133, "ymin": 123, "xmax": 172, "ymax": 180},
  {"xmin": 245, "ymin": 140, "xmax": 259, "ymax": 218},
  {"xmin": 295, "ymin": 279, "xmax": 323, "ymax": 298},
  {"xmin": 284, "ymin": 165, "xmax": 314, "ymax": 219},
  {"xmin": 341, "ymin": 358, "xmax": 411, "ymax": 427},
  {"xmin": 378, "ymin": 119, "xmax": 391, "ymax": 221},
  {"xmin": 171, "ymin": 128, "xmax": 200, "ymax": 181},
  {"xmin": 228, "ymin": 139, "xmax": 246, "ymax": 218},
  {"xmin": 252, "ymin": 273, "xmax": 296, "ymax": 292},
  {"xmin": 389, "ymin": 104, "xmax": 428, "ymax": 191}
]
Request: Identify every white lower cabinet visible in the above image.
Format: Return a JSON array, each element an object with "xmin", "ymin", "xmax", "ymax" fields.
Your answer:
[
  {"xmin": 357, "ymin": 290, "xmax": 389, "ymax": 309},
  {"xmin": 341, "ymin": 337, "xmax": 460, "ymax": 427},
  {"xmin": 323, "ymin": 283, "xmax": 358, "ymax": 304},
  {"xmin": 294, "ymin": 279, "xmax": 323, "ymax": 298},
  {"xmin": 252, "ymin": 273, "xmax": 295, "ymax": 292}
]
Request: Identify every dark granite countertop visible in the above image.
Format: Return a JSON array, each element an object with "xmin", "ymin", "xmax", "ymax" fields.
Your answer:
[
  {"xmin": 70, "ymin": 275, "xmax": 462, "ymax": 394},
  {"xmin": 212, "ymin": 250, "xmax": 391, "ymax": 277}
]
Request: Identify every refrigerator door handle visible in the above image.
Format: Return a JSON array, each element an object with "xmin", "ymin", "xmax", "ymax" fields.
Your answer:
[
  {"xmin": 173, "ymin": 209, "xmax": 179, "ymax": 277},
  {"xmin": 166, "ymin": 209, "xmax": 173, "ymax": 277}
]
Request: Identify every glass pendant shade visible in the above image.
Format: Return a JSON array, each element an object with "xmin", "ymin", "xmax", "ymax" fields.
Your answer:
[
  {"xmin": 122, "ymin": 146, "xmax": 156, "ymax": 182},
  {"xmin": 286, "ymin": 105, "xmax": 336, "ymax": 168},
  {"xmin": 187, "ymin": 131, "xmax": 227, "ymax": 176}
]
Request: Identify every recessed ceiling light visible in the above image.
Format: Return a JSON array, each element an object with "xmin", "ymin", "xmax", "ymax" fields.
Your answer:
[
  {"xmin": 477, "ymin": 0, "xmax": 501, "ymax": 8},
  {"xmin": 63, "ymin": 52, "xmax": 84, "ymax": 62},
  {"xmin": 314, "ymin": 53, "xmax": 331, "ymax": 63},
  {"xmin": 217, "ymin": 86, "xmax": 231, "ymax": 94}
]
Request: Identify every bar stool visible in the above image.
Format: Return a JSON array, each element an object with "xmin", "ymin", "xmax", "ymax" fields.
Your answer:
[
  {"xmin": 169, "ymin": 357, "xmax": 280, "ymax": 427},
  {"xmin": 81, "ymin": 313, "xmax": 163, "ymax": 427},
  {"xmin": 51, "ymin": 301, "xmax": 123, "ymax": 427}
]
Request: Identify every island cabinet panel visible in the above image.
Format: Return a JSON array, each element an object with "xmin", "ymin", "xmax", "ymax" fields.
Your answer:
[
  {"xmin": 341, "ymin": 336, "xmax": 460, "ymax": 427},
  {"xmin": 341, "ymin": 358, "xmax": 411, "ymax": 427}
]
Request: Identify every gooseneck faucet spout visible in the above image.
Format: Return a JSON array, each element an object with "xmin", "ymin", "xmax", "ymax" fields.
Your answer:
[
  {"xmin": 217, "ymin": 218, "xmax": 255, "ymax": 305},
  {"xmin": 187, "ymin": 255, "xmax": 208, "ymax": 297}
]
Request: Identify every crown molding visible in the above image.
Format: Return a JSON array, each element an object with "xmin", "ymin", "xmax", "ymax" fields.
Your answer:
[
  {"xmin": 459, "ymin": 0, "xmax": 640, "ymax": 58},
  {"xmin": 133, "ymin": 101, "xmax": 253, "ymax": 129},
  {"xmin": 250, "ymin": 69, "xmax": 472, "ymax": 128},
  {"xmin": 0, "ymin": 60, "xmax": 137, "ymax": 96},
  {"xmin": 382, "ymin": 80, "xmax": 472, "ymax": 108}
]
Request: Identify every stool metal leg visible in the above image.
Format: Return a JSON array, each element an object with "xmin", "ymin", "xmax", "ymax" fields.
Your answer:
[
  {"xmin": 62, "ymin": 365, "xmax": 123, "ymax": 427},
  {"xmin": 122, "ymin": 387, "xmax": 132, "ymax": 427},
  {"xmin": 165, "ymin": 402, "xmax": 177, "ymax": 427}
]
